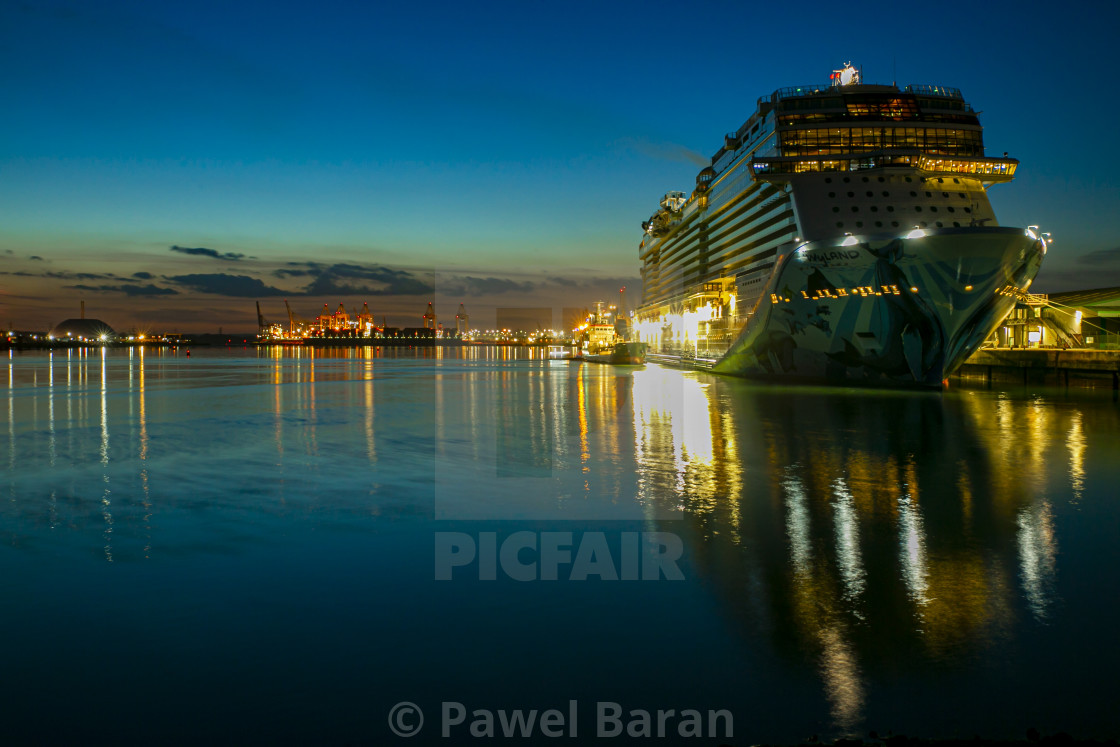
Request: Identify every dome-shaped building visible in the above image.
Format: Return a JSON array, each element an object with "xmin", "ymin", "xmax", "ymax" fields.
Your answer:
[{"xmin": 50, "ymin": 318, "xmax": 116, "ymax": 342}]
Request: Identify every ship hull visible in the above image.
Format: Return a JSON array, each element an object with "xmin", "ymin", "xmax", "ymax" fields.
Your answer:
[
  {"xmin": 584, "ymin": 341, "xmax": 648, "ymax": 365},
  {"xmin": 711, "ymin": 227, "xmax": 1045, "ymax": 388}
]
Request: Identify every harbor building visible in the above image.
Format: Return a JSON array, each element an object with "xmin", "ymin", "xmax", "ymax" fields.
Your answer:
[
  {"xmin": 49, "ymin": 301, "xmax": 116, "ymax": 342},
  {"xmin": 986, "ymin": 286, "xmax": 1120, "ymax": 349}
]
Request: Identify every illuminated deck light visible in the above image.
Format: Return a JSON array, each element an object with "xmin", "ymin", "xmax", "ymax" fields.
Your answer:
[
  {"xmin": 910, "ymin": 286, "xmax": 919, "ymax": 293},
  {"xmin": 906, "ymin": 227, "xmax": 927, "ymax": 240},
  {"xmin": 841, "ymin": 233, "xmax": 859, "ymax": 247}
]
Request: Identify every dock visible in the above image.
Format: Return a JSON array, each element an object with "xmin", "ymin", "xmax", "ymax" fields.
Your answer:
[
  {"xmin": 955, "ymin": 348, "xmax": 1120, "ymax": 388},
  {"xmin": 647, "ymin": 349, "xmax": 1120, "ymax": 389}
]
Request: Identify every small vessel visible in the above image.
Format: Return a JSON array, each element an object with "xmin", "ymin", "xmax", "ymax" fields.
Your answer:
[
  {"xmin": 584, "ymin": 340, "xmax": 648, "ymax": 365},
  {"xmin": 578, "ymin": 302, "xmax": 648, "ymax": 365}
]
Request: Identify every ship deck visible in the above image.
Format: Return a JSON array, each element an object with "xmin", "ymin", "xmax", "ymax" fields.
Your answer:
[{"xmin": 647, "ymin": 352, "xmax": 719, "ymax": 371}]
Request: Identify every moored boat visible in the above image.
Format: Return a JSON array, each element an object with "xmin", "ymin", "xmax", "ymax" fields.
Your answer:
[
  {"xmin": 634, "ymin": 63, "xmax": 1048, "ymax": 388},
  {"xmin": 578, "ymin": 301, "xmax": 648, "ymax": 365}
]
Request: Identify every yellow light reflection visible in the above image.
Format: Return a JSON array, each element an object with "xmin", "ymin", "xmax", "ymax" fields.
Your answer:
[
  {"xmin": 1067, "ymin": 410, "xmax": 1085, "ymax": 504},
  {"xmin": 1017, "ymin": 500, "xmax": 1057, "ymax": 621}
]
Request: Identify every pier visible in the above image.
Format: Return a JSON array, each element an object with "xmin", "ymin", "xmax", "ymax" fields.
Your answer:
[
  {"xmin": 647, "ymin": 348, "xmax": 1120, "ymax": 390},
  {"xmin": 954, "ymin": 348, "xmax": 1120, "ymax": 388}
]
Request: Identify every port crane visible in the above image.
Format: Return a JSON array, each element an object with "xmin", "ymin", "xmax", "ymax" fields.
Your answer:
[{"xmin": 284, "ymin": 299, "xmax": 296, "ymax": 333}]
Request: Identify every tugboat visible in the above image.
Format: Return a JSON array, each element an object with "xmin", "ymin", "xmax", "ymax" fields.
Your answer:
[{"xmin": 579, "ymin": 301, "xmax": 647, "ymax": 365}]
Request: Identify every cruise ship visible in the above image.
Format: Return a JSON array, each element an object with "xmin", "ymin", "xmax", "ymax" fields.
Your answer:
[{"xmin": 634, "ymin": 64, "xmax": 1047, "ymax": 388}]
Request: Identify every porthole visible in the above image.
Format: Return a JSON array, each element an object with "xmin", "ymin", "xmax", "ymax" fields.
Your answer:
[
  {"xmin": 925, "ymin": 191, "xmax": 932, "ymax": 197},
  {"xmin": 910, "ymin": 191, "xmax": 917, "ymax": 197},
  {"xmin": 825, "ymin": 177, "xmax": 833, "ymax": 183},
  {"xmin": 936, "ymin": 221, "xmax": 944, "ymax": 227},
  {"xmin": 905, "ymin": 176, "xmax": 913, "ymax": 182},
  {"xmin": 875, "ymin": 221, "xmax": 883, "ymax": 227},
  {"xmin": 953, "ymin": 178, "xmax": 960, "ymax": 184},
  {"xmin": 870, "ymin": 206, "xmax": 878, "ymax": 212},
  {"xmin": 836, "ymin": 222, "xmax": 844, "ymax": 227},
  {"xmin": 843, "ymin": 176, "xmax": 851, "ymax": 183},
  {"xmin": 886, "ymin": 206, "xmax": 894, "ymax": 212},
  {"xmin": 856, "ymin": 221, "xmax": 864, "ymax": 227},
  {"xmin": 878, "ymin": 176, "xmax": 885, "ymax": 183},
  {"xmin": 851, "ymin": 206, "xmax": 859, "ymax": 212},
  {"xmin": 942, "ymin": 192, "xmax": 949, "ymax": 198},
  {"xmin": 953, "ymin": 221, "xmax": 961, "ymax": 227},
  {"xmin": 947, "ymin": 206, "xmax": 955, "ymax": 213},
  {"xmin": 964, "ymin": 207, "xmax": 972, "ymax": 213},
  {"xmin": 958, "ymin": 192, "xmax": 966, "ymax": 198},
  {"xmin": 832, "ymin": 206, "xmax": 840, "ymax": 213},
  {"xmin": 920, "ymin": 221, "xmax": 928, "ymax": 227},
  {"xmin": 861, "ymin": 176, "xmax": 869, "ymax": 182},
  {"xmin": 891, "ymin": 221, "xmax": 899, "ymax": 227},
  {"xmin": 866, "ymin": 191, "xmax": 874, "ymax": 197},
  {"xmin": 936, "ymin": 178, "xmax": 944, "ymax": 183},
  {"xmin": 829, "ymin": 192, "xmax": 836, "ymax": 197},
  {"xmin": 882, "ymin": 191, "xmax": 889, "ymax": 196},
  {"xmin": 915, "ymin": 206, "xmax": 923, "ymax": 212},
  {"xmin": 930, "ymin": 206, "xmax": 938, "ymax": 212},
  {"xmin": 848, "ymin": 191, "xmax": 855, "ymax": 197}
]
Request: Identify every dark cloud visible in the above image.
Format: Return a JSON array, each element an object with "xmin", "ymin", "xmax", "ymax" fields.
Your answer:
[
  {"xmin": 1077, "ymin": 247, "xmax": 1120, "ymax": 265},
  {"xmin": 304, "ymin": 271, "xmax": 433, "ymax": 297},
  {"xmin": 67, "ymin": 283, "xmax": 179, "ymax": 297},
  {"xmin": 272, "ymin": 261, "xmax": 434, "ymax": 296},
  {"xmin": 132, "ymin": 271, "xmax": 154, "ymax": 279},
  {"xmin": 167, "ymin": 273, "xmax": 286, "ymax": 297},
  {"xmin": 274, "ymin": 261, "xmax": 324, "ymax": 278},
  {"xmin": 440, "ymin": 276, "xmax": 537, "ymax": 295},
  {"xmin": 49, "ymin": 271, "xmax": 121, "ymax": 280},
  {"xmin": 170, "ymin": 245, "xmax": 246, "ymax": 261},
  {"xmin": 0, "ymin": 269, "xmax": 122, "ymax": 280}
]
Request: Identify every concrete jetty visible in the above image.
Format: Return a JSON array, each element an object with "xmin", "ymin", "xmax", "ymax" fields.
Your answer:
[{"xmin": 955, "ymin": 348, "xmax": 1120, "ymax": 387}]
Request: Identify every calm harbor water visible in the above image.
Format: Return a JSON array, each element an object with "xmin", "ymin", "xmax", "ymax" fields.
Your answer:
[{"xmin": 3, "ymin": 346, "xmax": 1119, "ymax": 744}]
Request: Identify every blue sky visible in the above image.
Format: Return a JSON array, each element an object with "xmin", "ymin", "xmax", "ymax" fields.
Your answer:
[{"xmin": 1, "ymin": 0, "xmax": 1117, "ymax": 331}]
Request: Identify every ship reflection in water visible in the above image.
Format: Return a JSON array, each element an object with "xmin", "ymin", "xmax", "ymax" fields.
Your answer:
[
  {"xmin": 2, "ymin": 347, "xmax": 1118, "ymax": 741},
  {"xmin": 627, "ymin": 367, "xmax": 1109, "ymax": 734}
]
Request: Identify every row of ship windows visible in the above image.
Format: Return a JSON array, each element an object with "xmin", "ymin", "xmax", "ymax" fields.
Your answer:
[
  {"xmin": 823, "ymin": 175, "xmax": 967, "ymax": 185},
  {"xmin": 831, "ymin": 205, "xmax": 973, "ymax": 214},
  {"xmin": 830, "ymin": 190, "xmax": 970, "ymax": 199},
  {"xmin": 781, "ymin": 126, "xmax": 981, "ymax": 141},
  {"xmin": 779, "ymin": 111, "xmax": 977, "ymax": 125},
  {"xmin": 784, "ymin": 145, "xmax": 984, "ymax": 158},
  {"xmin": 836, "ymin": 220, "xmax": 963, "ymax": 229},
  {"xmin": 781, "ymin": 127, "xmax": 982, "ymax": 154}
]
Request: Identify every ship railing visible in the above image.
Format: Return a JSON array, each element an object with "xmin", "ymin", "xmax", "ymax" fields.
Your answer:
[
  {"xmin": 765, "ymin": 86, "xmax": 833, "ymax": 104},
  {"xmin": 750, "ymin": 151, "xmax": 1018, "ymax": 181},
  {"xmin": 904, "ymin": 84, "xmax": 964, "ymax": 99},
  {"xmin": 766, "ymin": 82, "xmax": 912, "ymax": 103}
]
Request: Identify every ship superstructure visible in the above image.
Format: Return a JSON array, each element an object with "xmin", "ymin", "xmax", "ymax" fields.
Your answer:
[{"xmin": 635, "ymin": 64, "xmax": 1046, "ymax": 387}]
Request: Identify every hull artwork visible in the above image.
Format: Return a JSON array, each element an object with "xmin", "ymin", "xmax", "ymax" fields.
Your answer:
[{"xmin": 713, "ymin": 227, "xmax": 1045, "ymax": 387}]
